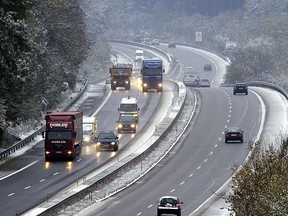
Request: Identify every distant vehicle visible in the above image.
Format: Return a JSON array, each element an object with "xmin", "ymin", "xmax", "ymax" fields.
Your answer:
[
  {"xmin": 182, "ymin": 72, "xmax": 200, "ymax": 87},
  {"xmin": 225, "ymin": 127, "xmax": 243, "ymax": 143},
  {"xmin": 151, "ymin": 39, "xmax": 160, "ymax": 45},
  {"xmin": 117, "ymin": 114, "xmax": 137, "ymax": 133},
  {"xmin": 204, "ymin": 64, "xmax": 212, "ymax": 71},
  {"xmin": 96, "ymin": 130, "xmax": 119, "ymax": 151},
  {"xmin": 157, "ymin": 196, "xmax": 183, "ymax": 216},
  {"xmin": 83, "ymin": 116, "xmax": 97, "ymax": 143},
  {"xmin": 135, "ymin": 50, "xmax": 144, "ymax": 64},
  {"xmin": 141, "ymin": 59, "xmax": 165, "ymax": 92},
  {"xmin": 118, "ymin": 96, "xmax": 140, "ymax": 122},
  {"xmin": 143, "ymin": 38, "xmax": 151, "ymax": 45},
  {"xmin": 168, "ymin": 41, "xmax": 176, "ymax": 48},
  {"xmin": 199, "ymin": 79, "xmax": 211, "ymax": 87},
  {"xmin": 43, "ymin": 111, "xmax": 83, "ymax": 161},
  {"xmin": 109, "ymin": 63, "xmax": 132, "ymax": 90},
  {"xmin": 233, "ymin": 83, "xmax": 248, "ymax": 95},
  {"xmin": 185, "ymin": 66, "xmax": 193, "ymax": 72}
]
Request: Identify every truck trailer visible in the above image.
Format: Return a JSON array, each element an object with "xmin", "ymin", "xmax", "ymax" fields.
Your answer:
[{"xmin": 43, "ymin": 111, "xmax": 83, "ymax": 161}]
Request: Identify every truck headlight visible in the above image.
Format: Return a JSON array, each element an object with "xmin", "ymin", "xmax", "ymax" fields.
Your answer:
[
  {"xmin": 143, "ymin": 83, "xmax": 148, "ymax": 87},
  {"xmin": 111, "ymin": 142, "xmax": 115, "ymax": 145},
  {"xmin": 131, "ymin": 124, "xmax": 135, "ymax": 128},
  {"xmin": 113, "ymin": 81, "xmax": 117, "ymax": 84},
  {"xmin": 158, "ymin": 83, "xmax": 163, "ymax": 87},
  {"xmin": 118, "ymin": 124, "xmax": 123, "ymax": 128},
  {"xmin": 125, "ymin": 81, "xmax": 129, "ymax": 84}
]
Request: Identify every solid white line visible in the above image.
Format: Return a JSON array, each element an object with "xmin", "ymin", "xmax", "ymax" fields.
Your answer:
[{"xmin": 0, "ymin": 160, "xmax": 39, "ymax": 181}]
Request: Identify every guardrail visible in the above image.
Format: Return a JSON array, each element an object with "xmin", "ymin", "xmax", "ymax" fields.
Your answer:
[{"xmin": 0, "ymin": 79, "xmax": 88, "ymax": 161}]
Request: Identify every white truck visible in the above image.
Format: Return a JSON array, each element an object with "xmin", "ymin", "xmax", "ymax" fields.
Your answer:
[
  {"xmin": 83, "ymin": 116, "xmax": 97, "ymax": 143},
  {"xmin": 135, "ymin": 50, "xmax": 144, "ymax": 63},
  {"xmin": 118, "ymin": 96, "xmax": 140, "ymax": 122}
]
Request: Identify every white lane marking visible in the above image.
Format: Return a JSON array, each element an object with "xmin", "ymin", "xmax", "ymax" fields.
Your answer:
[
  {"xmin": 148, "ymin": 204, "xmax": 153, "ymax": 208},
  {"xmin": 8, "ymin": 193, "xmax": 15, "ymax": 197},
  {"xmin": 137, "ymin": 212, "xmax": 142, "ymax": 215},
  {"xmin": 24, "ymin": 186, "xmax": 31, "ymax": 190},
  {"xmin": 40, "ymin": 179, "xmax": 45, "ymax": 183},
  {"xmin": 204, "ymin": 159, "xmax": 208, "ymax": 163},
  {"xmin": 197, "ymin": 166, "xmax": 201, "ymax": 170},
  {"xmin": 189, "ymin": 173, "xmax": 193, "ymax": 178},
  {"xmin": 170, "ymin": 189, "xmax": 175, "ymax": 193},
  {"xmin": 53, "ymin": 172, "xmax": 59, "ymax": 176},
  {"xmin": 210, "ymin": 152, "xmax": 213, "ymax": 155},
  {"xmin": 77, "ymin": 159, "xmax": 81, "ymax": 162},
  {"xmin": 225, "ymin": 125, "xmax": 228, "ymax": 128},
  {"xmin": 0, "ymin": 160, "xmax": 39, "ymax": 181},
  {"xmin": 227, "ymin": 120, "xmax": 230, "ymax": 123},
  {"xmin": 180, "ymin": 181, "xmax": 185, "ymax": 185},
  {"xmin": 215, "ymin": 144, "xmax": 218, "ymax": 147}
]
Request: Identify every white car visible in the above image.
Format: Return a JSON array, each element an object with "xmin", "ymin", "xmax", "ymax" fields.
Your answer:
[{"xmin": 199, "ymin": 79, "xmax": 210, "ymax": 87}]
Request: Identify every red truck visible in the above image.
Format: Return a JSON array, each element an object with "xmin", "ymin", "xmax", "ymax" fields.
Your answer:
[{"xmin": 43, "ymin": 111, "xmax": 83, "ymax": 161}]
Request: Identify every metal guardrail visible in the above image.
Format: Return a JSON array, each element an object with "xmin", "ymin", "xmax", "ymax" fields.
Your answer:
[{"xmin": 0, "ymin": 79, "xmax": 88, "ymax": 161}]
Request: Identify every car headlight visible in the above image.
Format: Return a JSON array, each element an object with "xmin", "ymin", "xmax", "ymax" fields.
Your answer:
[
  {"xmin": 131, "ymin": 124, "xmax": 135, "ymax": 128},
  {"xmin": 113, "ymin": 81, "xmax": 117, "ymax": 84},
  {"xmin": 111, "ymin": 142, "xmax": 115, "ymax": 145},
  {"xmin": 96, "ymin": 142, "xmax": 101, "ymax": 145},
  {"xmin": 118, "ymin": 124, "xmax": 123, "ymax": 128},
  {"xmin": 143, "ymin": 83, "xmax": 148, "ymax": 87}
]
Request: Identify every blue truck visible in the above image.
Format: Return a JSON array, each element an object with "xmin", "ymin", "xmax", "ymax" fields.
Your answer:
[{"xmin": 141, "ymin": 59, "xmax": 165, "ymax": 92}]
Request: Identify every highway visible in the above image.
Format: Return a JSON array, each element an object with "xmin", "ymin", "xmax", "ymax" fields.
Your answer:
[
  {"xmin": 0, "ymin": 45, "xmax": 171, "ymax": 216},
  {"xmin": 0, "ymin": 42, "xmax": 286, "ymax": 216},
  {"xmin": 79, "ymin": 44, "xmax": 265, "ymax": 216}
]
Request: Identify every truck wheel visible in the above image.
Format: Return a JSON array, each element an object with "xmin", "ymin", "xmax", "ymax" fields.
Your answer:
[
  {"xmin": 114, "ymin": 146, "xmax": 118, "ymax": 151},
  {"xmin": 45, "ymin": 156, "xmax": 51, "ymax": 162}
]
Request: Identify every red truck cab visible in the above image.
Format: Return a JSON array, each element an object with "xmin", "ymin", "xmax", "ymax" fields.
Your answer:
[{"xmin": 43, "ymin": 111, "xmax": 83, "ymax": 161}]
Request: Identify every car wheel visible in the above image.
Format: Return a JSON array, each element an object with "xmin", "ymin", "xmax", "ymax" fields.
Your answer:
[
  {"xmin": 157, "ymin": 210, "xmax": 161, "ymax": 216},
  {"xmin": 240, "ymin": 139, "xmax": 243, "ymax": 143},
  {"xmin": 233, "ymin": 92, "xmax": 236, "ymax": 95},
  {"xmin": 246, "ymin": 92, "xmax": 248, "ymax": 95},
  {"xmin": 178, "ymin": 212, "xmax": 181, "ymax": 216},
  {"xmin": 225, "ymin": 139, "xmax": 228, "ymax": 143}
]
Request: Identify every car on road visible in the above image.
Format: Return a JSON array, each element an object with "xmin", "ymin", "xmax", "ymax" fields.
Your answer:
[
  {"xmin": 168, "ymin": 41, "xmax": 176, "ymax": 48},
  {"xmin": 117, "ymin": 114, "xmax": 137, "ymax": 133},
  {"xmin": 199, "ymin": 78, "xmax": 211, "ymax": 87},
  {"xmin": 225, "ymin": 127, "xmax": 243, "ymax": 143},
  {"xmin": 233, "ymin": 83, "xmax": 248, "ymax": 95},
  {"xmin": 96, "ymin": 130, "xmax": 119, "ymax": 151},
  {"xmin": 204, "ymin": 64, "xmax": 212, "ymax": 71},
  {"xmin": 182, "ymin": 72, "xmax": 200, "ymax": 87},
  {"xmin": 151, "ymin": 39, "xmax": 160, "ymax": 45},
  {"xmin": 157, "ymin": 196, "xmax": 183, "ymax": 216}
]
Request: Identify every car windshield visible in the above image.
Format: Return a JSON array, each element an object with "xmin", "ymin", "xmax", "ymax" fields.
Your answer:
[
  {"xmin": 161, "ymin": 198, "xmax": 178, "ymax": 205},
  {"xmin": 98, "ymin": 133, "xmax": 115, "ymax": 139},
  {"xmin": 119, "ymin": 115, "xmax": 134, "ymax": 121},
  {"xmin": 120, "ymin": 104, "xmax": 137, "ymax": 111},
  {"xmin": 228, "ymin": 128, "xmax": 241, "ymax": 132}
]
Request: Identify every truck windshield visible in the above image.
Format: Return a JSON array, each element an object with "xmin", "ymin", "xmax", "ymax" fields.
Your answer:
[
  {"xmin": 142, "ymin": 68, "xmax": 162, "ymax": 75},
  {"xmin": 47, "ymin": 131, "xmax": 72, "ymax": 140},
  {"xmin": 112, "ymin": 68, "xmax": 129, "ymax": 74},
  {"xmin": 120, "ymin": 104, "xmax": 137, "ymax": 111}
]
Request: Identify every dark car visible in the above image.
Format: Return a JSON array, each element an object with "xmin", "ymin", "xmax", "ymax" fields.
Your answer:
[
  {"xmin": 117, "ymin": 114, "xmax": 136, "ymax": 133},
  {"xmin": 157, "ymin": 196, "xmax": 183, "ymax": 216},
  {"xmin": 225, "ymin": 127, "xmax": 243, "ymax": 143},
  {"xmin": 204, "ymin": 64, "xmax": 212, "ymax": 71},
  {"xmin": 233, "ymin": 83, "xmax": 248, "ymax": 95},
  {"xmin": 96, "ymin": 130, "xmax": 119, "ymax": 151},
  {"xmin": 168, "ymin": 41, "xmax": 176, "ymax": 48}
]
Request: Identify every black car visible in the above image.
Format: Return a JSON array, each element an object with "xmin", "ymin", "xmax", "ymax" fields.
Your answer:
[
  {"xmin": 117, "ymin": 114, "xmax": 136, "ymax": 133},
  {"xmin": 233, "ymin": 83, "xmax": 248, "ymax": 95},
  {"xmin": 157, "ymin": 196, "xmax": 183, "ymax": 216},
  {"xmin": 96, "ymin": 130, "xmax": 119, "ymax": 151},
  {"xmin": 204, "ymin": 64, "xmax": 212, "ymax": 71},
  {"xmin": 168, "ymin": 41, "xmax": 176, "ymax": 48},
  {"xmin": 225, "ymin": 127, "xmax": 243, "ymax": 143}
]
